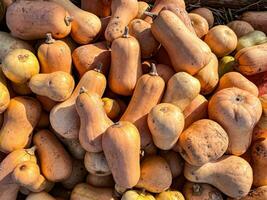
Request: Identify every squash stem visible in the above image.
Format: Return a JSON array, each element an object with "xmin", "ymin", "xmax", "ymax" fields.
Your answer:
[
  {"xmin": 79, "ymin": 87, "xmax": 88, "ymax": 94},
  {"xmin": 149, "ymin": 63, "xmax": 158, "ymax": 76},
  {"xmin": 26, "ymin": 146, "xmax": 37, "ymax": 155},
  {"xmin": 64, "ymin": 16, "xmax": 74, "ymax": 26},
  {"xmin": 122, "ymin": 27, "xmax": 129, "ymax": 38},
  {"xmin": 94, "ymin": 63, "xmax": 103, "ymax": 73},
  {"xmin": 192, "ymin": 183, "xmax": 202, "ymax": 195},
  {"xmin": 144, "ymin": 11, "xmax": 158, "ymax": 20},
  {"xmin": 45, "ymin": 33, "xmax": 55, "ymax": 44}
]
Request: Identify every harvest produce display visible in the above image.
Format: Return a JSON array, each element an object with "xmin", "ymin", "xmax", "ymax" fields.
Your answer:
[{"xmin": 1, "ymin": 0, "xmax": 267, "ymax": 199}]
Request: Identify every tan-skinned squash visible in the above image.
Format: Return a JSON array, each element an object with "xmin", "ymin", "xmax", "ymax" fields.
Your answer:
[
  {"xmin": 137, "ymin": 1, "xmax": 150, "ymax": 19},
  {"xmin": 84, "ymin": 151, "xmax": 111, "ymax": 176},
  {"xmin": 191, "ymin": 7, "xmax": 214, "ymax": 28},
  {"xmin": 163, "ymin": 72, "xmax": 201, "ymax": 111},
  {"xmin": 86, "ymin": 174, "xmax": 114, "ymax": 188},
  {"xmin": 184, "ymin": 155, "xmax": 253, "ymax": 198},
  {"xmin": 204, "ymin": 25, "xmax": 238, "ymax": 57},
  {"xmin": 102, "ymin": 97, "xmax": 121, "ymax": 120},
  {"xmin": 189, "ymin": 13, "xmax": 209, "ymax": 38},
  {"xmin": 25, "ymin": 174, "xmax": 53, "ymax": 193},
  {"xmin": 129, "ymin": 19, "xmax": 159, "ymax": 58},
  {"xmin": 0, "ymin": 31, "xmax": 34, "ymax": 63},
  {"xmin": 237, "ymin": 31, "xmax": 267, "ymax": 51},
  {"xmin": 29, "ymin": 71, "xmax": 75, "ymax": 102},
  {"xmin": 36, "ymin": 95, "xmax": 57, "ymax": 112},
  {"xmin": 216, "ymin": 72, "xmax": 259, "ymax": 96},
  {"xmin": 6, "ymin": 1, "xmax": 71, "ymax": 40},
  {"xmin": 136, "ymin": 155, "xmax": 172, "ymax": 193},
  {"xmin": 0, "ymin": 97, "xmax": 41, "ymax": 153},
  {"xmin": 38, "ymin": 33, "xmax": 72, "ymax": 74},
  {"xmin": 76, "ymin": 91, "xmax": 113, "ymax": 152},
  {"xmin": 109, "ymin": 27, "xmax": 142, "ymax": 96},
  {"xmin": 50, "ymin": 67, "xmax": 107, "ymax": 139},
  {"xmin": 102, "ymin": 121, "xmax": 141, "ymax": 188},
  {"xmin": 120, "ymin": 64, "xmax": 165, "ymax": 149},
  {"xmin": 0, "ymin": 66, "xmax": 10, "ymax": 113},
  {"xmin": 81, "ymin": 0, "xmax": 111, "ymax": 18},
  {"xmin": 33, "ymin": 130, "xmax": 73, "ymax": 182},
  {"xmin": 241, "ymin": 11, "xmax": 267, "ymax": 34},
  {"xmin": 105, "ymin": 0, "xmax": 138, "ymax": 42},
  {"xmin": 227, "ymin": 20, "xmax": 254, "ymax": 38},
  {"xmin": 176, "ymin": 119, "xmax": 228, "ymax": 166},
  {"xmin": 50, "ymin": 0, "xmax": 101, "ymax": 44},
  {"xmin": 235, "ymin": 43, "xmax": 267, "ymax": 75},
  {"xmin": 147, "ymin": 103, "xmax": 184, "ymax": 150},
  {"xmin": 208, "ymin": 87, "xmax": 262, "ymax": 155},
  {"xmin": 194, "ymin": 53, "xmax": 219, "ymax": 95},
  {"xmin": 228, "ymin": 186, "xmax": 267, "ymax": 200},
  {"xmin": 2, "ymin": 49, "xmax": 40, "ymax": 84},
  {"xmin": 151, "ymin": 10, "xmax": 212, "ymax": 75},
  {"xmin": 70, "ymin": 183, "xmax": 114, "ymax": 200},
  {"xmin": 122, "ymin": 190, "xmax": 155, "ymax": 200},
  {"xmin": 156, "ymin": 191, "xmax": 185, "ymax": 200},
  {"xmin": 72, "ymin": 42, "xmax": 111, "ymax": 77},
  {"xmin": 26, "ymin": 192, "xmax": 56, "ymax": 200},
  {"xmin": 183, "ymin": 181, "xmax": 224, "ymax": 200}
]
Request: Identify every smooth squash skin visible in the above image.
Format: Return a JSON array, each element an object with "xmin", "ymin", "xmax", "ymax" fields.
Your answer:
[
  {"xmin": 81, "ymin": 0, "xmax": 111, "ymax": 18},
  {"xmin": 137, "ymin": 1, "xmax": 150, "ymax": 20},
  {"xmin": 50, "ymin": 68, "xmax": 106, "ymax": 139},
  {"xmin": 191, "ymin": 7, "xmax": 214, "ymax": 28},
  {"xmin": 183, "ymin": 182, "xmax": 224, "ymax": 200},
  {"xmin": 136, "ymin": 155, "xmax": 172, "ymax": 193},
  {"xmin": 194, "ymin": 53, "xmax": 219, "ymax": 95},
  {"xmin": 11, "ymin": 82, "xmax": 32, "ymax": 96},
  {"xmin": 227, "ymin": 20, "xmax": 254, "ymax": 38},
  {"xmin": 188, "ymin": 13, "xmax": 209, "ymax": 38},
  {"xmin": 33, "ymin": 130, "xmax": 73, "ymax": 182},
  {"xmin": 59, "ymin": 137, "xmax": 85, "ymax": 160},
  {"xmin": 72, "ymin": 42, "xmax": 111, "ymax": 77},
  {"xmin": 0, "ymin": 31, "xmax": 34, "ymax": 63},
  {"xmin": 36, "ymin": 95, "xmax": 57, "ymax": 112},
  {"xmin": 228, "ymin": 186, "xmax": 267, "ymax": 200},
  {"xmin": 84, "ymin": 151, "xmax": 111, "ymax": 176},
  {"xmin": 29, "ymin": 71, "xmax": 75, "ymax": 102},
  {"xmin": 105, "ymin": 0, "xmax": 139, "ymax": 42},
  {"xmin": 6, "ymin": 1, "xmax": 71, "ymax": 40},
  {"xmin": 176, "ymin": 119, "xmax": 228, "ymax": 166},
  {"xmin": 70, "ymin": 183, "xmax": 114, "ymax": 200},
  {"xmin": 208, "ymin": 87, "xmax": 262, "ymax": 155},
  {"xmin": 102, "ymin": 121, "xmax": 141, "ymax": 188},
  {"xmin": 0, "ymin": 183, "xmax": 20, "ymax": 200},
  {"xmin": 122, "ymin": 190, "xmax": 155, "ymax": 200},
  {"xmin": 76, "ymin": 91, "xmax": 113, "ymax": 152},
  {"xmin": 102, "ymin": 97, "xmax": 121, "ymax": 120},
  {"xmin": 216, "ymin": 72, "xmax": 259, "ymax": 96},
  {"xmin": 129, "ymin": 19, "xmax": 159, "ymax": 59},
  {"xmin": 147, "ymin": 103, "xmax": 184, "ymax": 150},
  {"xmin": 241, "ymin": 11, "xmax": 267, "ymax": 34},
  {"xmin": 38, "ymin": 33, "xmax": 72, "ymax": 74},
  {"xmin": 120, "ymin": 65, "xmax": 165, "ymax": 149},
  {"xmin": 151, "ymin": 10, "xmax": 212, "ymax": 75},
  {"xmin": 0, "ymin": 97, "xmax": 41, "ymax": 153},
  {"xmin": 50, "ymin": 0, "xmax": 101, "ymax": 44},
  {"xmin": 109, "ymin": 28, "xmax": 142, "ymax": 96},
  {"xmin": 235, "ymin": 43, "xmax": 267, "ymax": 75},
  {"xmin": 86, "ymin": 174, "xmax": 115, "ymax": 188},
  {"xmin": 26, "ymin": 192, "xmax": 56, "ymax": 200},
  {"xmin": 237, "ymin": 31, "xmax": 267, "ymax": 51},
  {"xmin": 156, "ymin": 191, "xmax": 185, "ymax": 200},
  {"xmin": 162, "ymin": 72, "xmax": 201, "ymax": 111},
  {"xmin": 184, "ymin": 155, "xmax": 253, "ymax": 199},
  {"xmin": 0, "ymin": 67, "xmax": 10, "ymax": 114}
]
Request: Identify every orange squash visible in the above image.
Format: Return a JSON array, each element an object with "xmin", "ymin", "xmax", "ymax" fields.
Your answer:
[
  {"xmin": 81, "ymin": 0, "xmax": 111, "ymax": 17},
  {"xmin": 137, "ymin": 1, "xmax": 150, "ymax": 19},
  {"xmin": 189, "ymin": 13, "xmax": 209, "ymax": 38},
  {"xmin": 102, "ymin": 97, "xmax": 121, "ymax": 120},
  {"xmin": 191, "ymin": 7, "xmax": 214, "ymax": 28}
]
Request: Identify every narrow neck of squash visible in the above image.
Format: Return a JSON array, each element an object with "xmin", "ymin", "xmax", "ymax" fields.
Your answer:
[
  {"xmin": 45, "ymin": 33, "xmax": 55, "ymax": 44},
  {"xmin": 149, "ymin": 63, "xmax": 159, "ymax": 76}
]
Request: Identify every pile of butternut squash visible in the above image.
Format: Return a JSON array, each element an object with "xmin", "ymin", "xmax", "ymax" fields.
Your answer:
[{"xmin": 0, "ymin": 0, "xmax": 267, "ymax": 199}]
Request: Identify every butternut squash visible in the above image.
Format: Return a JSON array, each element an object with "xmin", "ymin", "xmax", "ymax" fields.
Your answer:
[
  {"xmin": 102, "ymin": 121, "xmax": 141, "ymax": 188},
  {"xmin": 0, "ymin": 97, "xmax": 41, "ymax": 153},
  {"xmin": 237, "ymin": 31, "xmax": 267, "ymax": 51},
  {"xmin": 216, "ymin": 72, "xmax": 259, "ymax": 96},
  {"xmin": 33, "ymin": 130, "xmax": 73, "ymax": 182},
  {"xmin": 109, "ymin": 27, "xmax": 142, "ymax": 96},
  {"xmin": 38, "ymin": 33, "xmax": 72, "ymax": 74},
  {"xmin": 6, "ymin": 0, "xmax": 71, "ymax": 40},
  {"xmin": 86, "ymin": 174, "xmax": 114, "ymax": 188},
  {"xmin": 194, "ymin": 53, "xmax": 219, "ymax": 95},
  {"xmin": 189, "ymin": 13, "xmax": 209, "ymax": 38},
  {"xmin": 204, "ymin": 25, "xmax": 238, "ymax": 57},
  {"xmin": 0, "ymin": 31, "xmax": 34, "ymax": 63},
  {"xmin": 76, "ymin": 91, "xmax": 113, "ymax": 152},
  {"xmin": 50, "ymin": 67, "xmax": 106, "ymax": 139},
  {"xmin": 105, "ymin": 0, "xmax": 139, "ymax": 42},
  {"xmin": 72, "ymin": 42, "xmax": 111, "ymax": 77},
  {"xmin": 36, "ymin": 95, "xmax": 57, "ymax": 112},
  {"xmin": 102, "ymin": 97, "xmax": 121, "ymax": 120},
  {"xmin": 122, "ymin": 190, "xmax": 155, "ymax": 200},
  {"xmin": 241, "ymin": 11, "xmax": 267, "ymax": 34},
  {"xmin": 162, "ymin": 72, "xmax": 201, "ymax": 111},
  {"xmin": 70, "ymin": 183, "xmax": 114, "ymax": 200},
  {"xmin": 235, "ymin": 43, "xmax": 267, "ymax": 75},
  {"xmin": 81, "ymin": 0, "xmax": 111, "ymax": 18},
  {"xmin": 137, "ymin": 1, "xmax": 150, "ymax": 20},
  {"xmin": 208, "ymin": 87, "xmax": 262, "ymax": 155},
  {"xmin": 84, "ymin": 151, "xmax": 111, "ymax": 176},
  {"xmin": 50, "ymin": 0, "xmax": 101, "ymax": 44},
  {"xmin": 177, "ymin": 119, "xmax": 228, "ymax": 166},
  {"xmin": 2, "ymin": 49, "xmax": 39, "ymax": 84},
  {"xmin": 183, "ymin": 182, "xmax": 224, "ymax": 200},
  {"xmin": 59, "ymin": 137, "xmax": 85, "ymax": 160},
  {"xmin": 29, "ymin": 71, "xmax": 75, "ymax": 102},
  {"xmin": 151, "ymin": 10, "xmax": 212, "ymax": 75},
  {"xmin": 191, "ymin": 7, "xmax": 214, "ymax": 28},
  {"xmin": 11, "ymin": 82, "xmax": 32, "ymax": 96},
  {"xmin": 26, "ymin": 192, "xmax": 56, "ymax": 200},
  {"xmin": 120, "ymin": 64, "xmax": 165, "ymax": 149},
  {"xmin": 156, "ymin": 191, "xmax": 185, "ymax": 200},
  {"xmin": 227, "ymin": 20, "xmax": 254, "ymax": 38},
  {"xmin": 129, "ymin": 19, "xmax": 159, "ymax": 58},
  {"xmin": 228, "ymin": 186, "xmax": 267, "ymax": 200},
  {"xmin": 184, "ymin": 155, "xmax": 253, "ymax": 198},
  {"xmin": 136, "ymin": 155, "xmax": 172, "ymax": 193},
  {"xmin": 147, "ymin": 103, "xmax": 184, "ymax": 150},
  {"xmin": 0, "ymin": 66, "xmax": 10, "ymax": 114}
]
